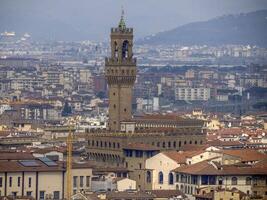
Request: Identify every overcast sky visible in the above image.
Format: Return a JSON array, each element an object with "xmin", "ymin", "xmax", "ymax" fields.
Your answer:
[{"xmin": 1, "ymin": 0, "xmax": 267, "ymax": 41}]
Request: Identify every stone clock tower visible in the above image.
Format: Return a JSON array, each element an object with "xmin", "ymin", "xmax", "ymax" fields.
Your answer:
[{"xmin": 105, "ymin": 11, "xmax": 137, "ymax": 131}]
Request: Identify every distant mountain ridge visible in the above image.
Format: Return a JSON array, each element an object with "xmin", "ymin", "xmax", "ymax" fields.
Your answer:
[{"xmin": 139, "ymin": 10, "xmax": 267, "ymax": 47}]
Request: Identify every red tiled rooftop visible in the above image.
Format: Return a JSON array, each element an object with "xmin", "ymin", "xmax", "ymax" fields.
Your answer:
[
  {"xmin": 222, "ymin": 149, "xmax": 267, "ymax": 162},
  {"xmin": 0, "ymin": 152, "xmax": 35, "ymax": 160},
  {"xmin": 163, "ymin": 150, "xmax": 205, "ymax": 164},
  {"xmin": 173, "ymin": 159, "xmax": 267, "ymax": 175}
]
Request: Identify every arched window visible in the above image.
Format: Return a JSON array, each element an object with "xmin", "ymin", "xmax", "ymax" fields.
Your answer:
[
  {"xmin": 168, "ymin": 141, "xmax": 171, "ymax": 148},
  {"xmin": 246, "ymin": 177, "xmax": 251, "ymax": 185},
  {"xmin": 122, "ymin": 40, "xmax": 129, "ymax": 58},
  {"xmin": 232, "ymin": 177, "xmax": 237, "ymax": 185},
  {"xmin": 168, "ymin": 173, "xmax": 174, "ymax": 185},
  {"xmin": 158, "ymin": 172, "xmax": 163, "ymax": 184},
  {"xmin": 173, "ymin": 141, "xmax": 176, "ymax": 148},
  {"xmin": 114, "ymin": 41, "xmax": 118, "ymax": 58},
  {"xmin": 146, "ymin": 171, "xmax": 151, "ymax": 183}
]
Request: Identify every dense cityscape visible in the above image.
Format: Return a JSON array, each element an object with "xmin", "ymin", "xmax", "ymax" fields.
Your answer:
[{"xmin": 0, "ymin": 2, "xmax": 267, "ymax": 200}]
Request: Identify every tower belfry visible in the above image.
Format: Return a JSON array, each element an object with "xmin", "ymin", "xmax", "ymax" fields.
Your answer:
[{"xmin": 105, "ymin": 10, "xmax": 137, "ymax": 131}]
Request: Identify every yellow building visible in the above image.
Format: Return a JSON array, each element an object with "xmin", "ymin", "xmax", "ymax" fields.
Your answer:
[{"xmin": 0, "ymin": 158, "xmax": 92, "ymax": 199}]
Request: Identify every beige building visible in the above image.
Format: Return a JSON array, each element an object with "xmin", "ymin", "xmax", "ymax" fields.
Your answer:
[
  {"xmin": 115, "ymin": 178, "xmax": 136, "ymax": 191},
  {"xmin": 173, "ymin": 158, "xmax": 267, "ymax": 198},
  {"xmin": 195, "ymin": 187, "xmax": 249, "ymax": 200},
  {"xmin": 0, "ymin": 158, "xmax": 92, "ymax": 199},
  {"xmin": 205, "ymin": 119, "xmax": 222, "ymax": 130},
  {"xmin": 145, "ymin": 149, "xmax": 221, "ymax": 190}
]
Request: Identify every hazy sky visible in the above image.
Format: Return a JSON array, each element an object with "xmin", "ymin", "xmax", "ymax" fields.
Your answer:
[{"xmin": 1, "ymin": 0, "xmax": 267, "ymax": 41}]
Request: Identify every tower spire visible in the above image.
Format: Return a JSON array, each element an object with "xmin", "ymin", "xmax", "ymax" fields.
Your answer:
[{"xmin": 118, "ymin": 6, "xmax": 126, "ymax": 30}]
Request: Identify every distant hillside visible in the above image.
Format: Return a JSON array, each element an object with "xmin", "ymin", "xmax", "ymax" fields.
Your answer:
[{"xmin": 140, "ymin": 10, "xmax": 267, "ymax": 47}]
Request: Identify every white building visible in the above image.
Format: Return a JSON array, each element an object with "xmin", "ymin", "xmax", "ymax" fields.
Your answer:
[{"xmin": 175, "ymin": 87, "xmax": 211, "ymax": 101}]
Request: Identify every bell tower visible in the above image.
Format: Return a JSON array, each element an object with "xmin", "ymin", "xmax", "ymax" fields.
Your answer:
[{"xmin": 105, "ymin": 10, "xmax": 137, "ymax": 131}]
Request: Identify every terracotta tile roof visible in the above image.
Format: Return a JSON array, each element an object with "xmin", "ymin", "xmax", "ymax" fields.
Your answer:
[
  {"xmin": 133, "ymin": 114, "xmax": 203, "ymax": 125},
  {"xmin": 173, "ymin": 160, "xmax": 267, "ymax": 175},
  {"xmin": 217, "ymin": 128, "xmax": 242, "ymax": 136},
  {"xmin": 0, "ymin": 152, "xmax": 35, "ymax": 160},
  {"xmin": 179, "ymin": 144, "xmax": 209, "ymax": 151},
  {"xmin": 106, "ymin": 191, "xmax": 155, "ymax": 199},
  {"xmin": 222, "ymin": 149, "xmax": 267, "ymax": 162},
  {"xmin": 148, "ymin": 190, "xmax": 186, "ymax": 198},
  {"xmin": 135, "ymin": 114, "xmax": 183, "ymax": 121},
  {"xmin": 0, "ymin": 160, "xmax": 63, "ymax": 172},
  {"xmin": 0, "ymin": 159, "xmax": 94, "ymax": 173},
  {"xmin": 163, "ymin": 150, "xmax": 205, "ymax": 164},
  {"xmin": 207, "ymin": 139, "xmax": 243, "ymax": 147},
  {"xmin": 206, "ymin": 134, "xmax": 218, "ymax": 141}
]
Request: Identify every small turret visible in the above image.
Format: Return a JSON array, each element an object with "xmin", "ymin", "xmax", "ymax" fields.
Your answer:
[{"xmin": 118, "ymin": 7, "xmax": 126, "ymax": 31}]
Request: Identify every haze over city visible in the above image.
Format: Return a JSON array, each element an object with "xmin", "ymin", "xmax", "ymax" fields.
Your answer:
[
  {"xmin": 0, "ymin": 1, "xmax": 267, "ymax": 200},
  {"xmin": 1, "ymin": 0, "xmax": 267, "ymax": 40}
]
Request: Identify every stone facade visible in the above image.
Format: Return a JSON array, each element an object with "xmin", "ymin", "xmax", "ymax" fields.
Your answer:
[
  {"xmin": 105, "ymin": 16, "xmax": 137, "ymax": 131},
  {"xmin": 87, "ymin": 130, "xmax": 205, "ymax": 167},
  {"xmin": 86, "ymin": 14, "xmax": 206, "ymax": 190}
]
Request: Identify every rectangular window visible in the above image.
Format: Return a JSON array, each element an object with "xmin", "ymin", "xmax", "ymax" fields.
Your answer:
[
  {"xmin": 201, "ymin": 175, "xmax": 208, "ymax": 185},
  {"xmin": 73, "ymin": 176, "xmax": 78, "ymax": 188},
  {"xmin": 176, "ymin": 174, "xmax": 179, "ymax": 182},
  {"xmin": 40, "ymin": 191, "xmax": 45, "ymax": 200},
  {"xmin": 18, "ymin": 177, "xmax": 21, "ymax": 187},
  {"xmin": 0, "ymin": 177, "xmax": 2, "ymax": 187},
  {"xmin": 86, "ymin": 176, "xmax": 90, "ymax": 187},
  {"xmin": 54, "ymin": 191, "xmax": 60, "ymax": 200},
  {"xmin": 209, "ymin": 176, "xmax": 216, "ymax": 185},
  {"xmin": 9, "ymin": 177, "xmax": 12, "ymax": 187},
  {"xmin": 28, "ymin": 177, "xmax": 32, "ymax": 188},
  {"xmin": 26, "ymin": 191, "xmax": 32, "ymax": 197},
  {"xmin": 80, "ymin": 176, "xmax": 84, "ymax": 188}
]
